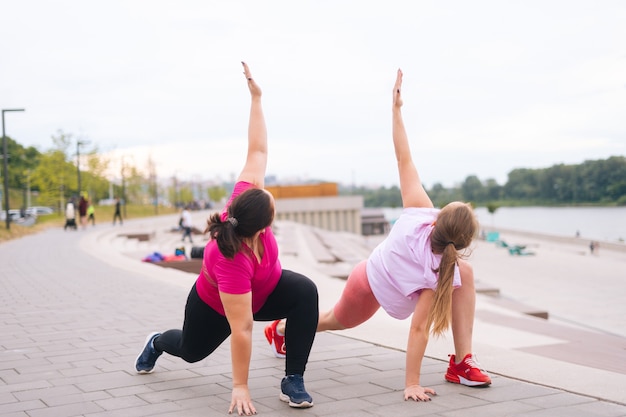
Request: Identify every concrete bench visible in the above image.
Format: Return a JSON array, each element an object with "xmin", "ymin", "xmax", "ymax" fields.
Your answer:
[
  {"xmin": 153, "ymin": 259, "xmax": 203, "ymax": 275},
  {"xmin": 119, "ymin": 232, "xmax": 155, "ymax": 242}
]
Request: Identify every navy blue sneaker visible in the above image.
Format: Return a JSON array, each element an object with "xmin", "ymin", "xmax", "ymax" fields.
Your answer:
[
  {"xmin": 135, "ymin": 332, "xmax": 162, "ymax": 374},
  {"xmin": 280, "ymin": 374, "xmax": 313, "ymax": 408}
]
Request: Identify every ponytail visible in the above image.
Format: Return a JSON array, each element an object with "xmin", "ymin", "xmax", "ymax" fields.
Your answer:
[
  {"xmin": 427, "ymin": 202, "xmax": 478, "ymax": 336},
  {"xmin": 205, "ymin": 188, "xmax": 274, "ymax": 259},
  {"xmin": 427, "ymin": 243, "xmax": 456, "ymax": 336},
  {"xmin": 207, "ymin": 212, "xmax": 241, "ymax": 259}
]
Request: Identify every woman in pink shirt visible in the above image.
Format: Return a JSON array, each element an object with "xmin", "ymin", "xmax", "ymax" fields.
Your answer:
[
  {"xmin": 135, "ymin": 62, "xmax": 318, "ymax": 415},
  {"xmin": 265, "ymin": 69, "xmax": 490, "ymax": 404}
]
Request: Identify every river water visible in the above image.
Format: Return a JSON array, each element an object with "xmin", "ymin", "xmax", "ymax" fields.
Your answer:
[{"xmin": 381, "ymin": 206, "xmax": 626, "ymax": 244}]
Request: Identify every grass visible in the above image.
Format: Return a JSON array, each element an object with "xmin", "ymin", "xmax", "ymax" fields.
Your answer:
[{"xmin": 0, "ymin": 205, "xmax": 180, "ymax": 244}]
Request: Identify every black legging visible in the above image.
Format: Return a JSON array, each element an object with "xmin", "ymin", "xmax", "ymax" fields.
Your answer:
[{"xmin": 154, "ymin": 269, "xmax": 319, "ymax": 376}]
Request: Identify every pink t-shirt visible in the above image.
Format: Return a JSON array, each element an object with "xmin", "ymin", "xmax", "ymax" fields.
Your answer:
[
  {"xmin": 195, "ymin": 181, "xmax": 281, "ymax": 315},
  {"xmin": 366, "ymin": 207, "xmax": 461, "ymax": 320}
]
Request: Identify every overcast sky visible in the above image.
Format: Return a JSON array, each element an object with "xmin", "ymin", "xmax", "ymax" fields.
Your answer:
[{"xmin": 1, "ymin": 0, "xmax": 624, "ymax": 188}]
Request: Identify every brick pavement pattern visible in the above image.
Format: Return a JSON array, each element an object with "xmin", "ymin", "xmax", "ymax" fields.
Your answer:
[{"xmin": 1, "ymin": 226, "xmax": 626, "ymax": 416}]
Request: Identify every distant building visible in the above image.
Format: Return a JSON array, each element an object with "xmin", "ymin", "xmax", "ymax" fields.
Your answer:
[
  {"xmin": 265, "ymin": 182, "xmax": 339, "ymax": 198},
  {"xmin": 266, "ymin": 183, "xmax": 388, "ymax": 236}
]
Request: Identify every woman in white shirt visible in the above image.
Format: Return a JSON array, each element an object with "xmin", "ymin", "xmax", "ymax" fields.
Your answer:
[{"xmin": 265, "ymin": 69, "xmax": 490, "ymax": 404}]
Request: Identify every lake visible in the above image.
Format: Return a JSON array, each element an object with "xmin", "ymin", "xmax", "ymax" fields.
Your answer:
[{"xmin": 381, "ymin": 206, "xmax": 626, "ymax": 244}]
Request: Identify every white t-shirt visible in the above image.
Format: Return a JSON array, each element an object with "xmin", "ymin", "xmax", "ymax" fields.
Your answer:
[
  {"xmin": 366, "ymin": 207, "xmax": 461, "ymax": 320},
  {"xmin": 181, "ymin": 209, "xmax": 192, "ymax": 228}
]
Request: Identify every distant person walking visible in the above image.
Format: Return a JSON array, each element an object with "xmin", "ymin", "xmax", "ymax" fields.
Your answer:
[
  {"xmin": 78, "ymin": 194, "xmax": 88, "ymax": 229},
  {"xmin": 180, "ymin": 205, "xmax": 193, "ymax": 243},
  {"xmin": 87, "ymin": 201, "xmax": 95, "ymax": 226},
  {"xmin": 113, "ymin": 197, "xmax": 123, "ymax": 225},
  {"xmin": 265, "ymin": 69, "xmax": 491, "ymax": 404},
  {"xmin": 134, "ymin": 62, "xmax": 319, "ymax": 415}
]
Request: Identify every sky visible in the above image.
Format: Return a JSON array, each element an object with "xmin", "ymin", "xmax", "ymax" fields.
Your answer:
[{"xmin": 1, "ymin": 0, "xmax": 625, "ymax": 189}]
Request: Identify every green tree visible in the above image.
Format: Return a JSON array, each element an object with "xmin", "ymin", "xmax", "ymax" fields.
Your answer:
[
  {"xmin": 2, "ymin": 136, "xmax": 40, "ymax": 190},
  {"xmin": 585, "ymin": 156, "xmax": 626, "ymax": 203},
  {"xmin": 504, "ymin": 168, "xmax": 538, "ymax": 201},
  {"xmin": 483, "ymin": 178, "xmax": 502, "ymax": 201},
  {"xmin": 207, "ymin": 185, "xmax": 227, "ymax": 204},
  {"xmin": 29, "ymin": 130, "xmax": 79, "ymax": 210},
  {"xmin": 428, "ymin": 182, "xmax": 463, "ymax": 208},
  {"xmin": 31, "ymin": 149, "xmax": 76, "ymax": 210},
  {"xmin": 485, "ymin": 202, "xmax": 499, "ymax": 228},
  {"xmin": 125, "ymin": 165, "xmax": 147, "ymax": 205},
  {"xmin": 51, "ymin": 130, "xmax": 73, "ymax": 160},
  {"xmin": 461, "ymin": 175, "xmax": 484, "ymax": 203},
  {"xmin": 179, "ymin": 186, "xmax": 194, "ymax": 205},
  {"xmin": 83, "ymin": 150, "xmax": 111, "ymax": 202}
]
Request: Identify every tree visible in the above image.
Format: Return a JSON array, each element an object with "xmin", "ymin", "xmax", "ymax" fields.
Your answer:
[
  {"xmin": 31, "ymin": 149, "xmax": 76, "ymax": 210},
  {"xmin": 207, "ymin": 185, "xmax": 227, "ymax": 204},
  {"xmin": 428, "ymin": 182, "xmax": 463, "ymax": 208},
  {"xmin": 51, "ymin": 130, "xmax": 73, "ymax": 160},
  {"xmin": 178, "ymin": 185, "xmax": 194, "ymax": 205},
  {"xmin": 147, "ymin": 156, "xmax": 159, "ymax": 213},
  {"xmin": 2, "ymin": 136, "xmax": 40, "ymax": 190},
  {"xmin": 503, "ymin": 168, "xmax": 538, "ymax": 201},
  {"xmin": 461, "ymin": 175, "xmax": 484, "ymax": 203},
  {"xmin": 29, "ymin": 131, "xmax": 83, "ymax": 210},
  {"xmin": 485, "ymin": 202, "xmax": 499, "ymax": 228},
  {"xmin": 483, "ymin": 178, "xmax": 502, "ymax": 201},
  {"xmin": 126, "ymin": 165, "xmax": 146, "ymax": 205}
]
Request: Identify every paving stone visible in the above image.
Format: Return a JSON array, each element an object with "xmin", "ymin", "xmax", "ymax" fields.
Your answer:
[{"xmin": 440, "ymin": 399, "xmax": 539, "ymax": 417}]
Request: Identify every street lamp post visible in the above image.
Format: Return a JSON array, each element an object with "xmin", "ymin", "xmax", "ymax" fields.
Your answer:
[
  {"xmin": 121, "ymin": 156, "xmax": 128, "ymax": 218},
  {"xmin": 2, "ymin": 108, "xmax": 25, "ymax": 230},
  {"xmin": 24, "ymin": 169, "xmax": 31, "ymax": 209},
  {"xmin": 76, "ymin": 139, "xmax": 90, "ymax": 195}
]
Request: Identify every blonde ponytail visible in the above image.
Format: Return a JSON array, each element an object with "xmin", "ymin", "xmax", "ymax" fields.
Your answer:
[
  {"xmin": 427, "ymin": 244, "xmax": 456, "ymax": 336},
  {"xmin": 427, "ymin": 202, "xmax": 478, "ymax": 336}
]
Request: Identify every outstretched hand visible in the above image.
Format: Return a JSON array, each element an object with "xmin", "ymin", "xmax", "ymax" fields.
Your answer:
[
  {"xmin": 404, "ymin": 384, "xmax": 436, "ymax": 402},
  {"xmin": 393, "ymin": 68, "xmax": 403, "ymax": 108},
  {"xmin": 228, "ymin": 385, "xmax": 257, "ymax": 415},
  {"xmin": 242, "ymin": 61, "xmax": 262, "ymax": 98}
]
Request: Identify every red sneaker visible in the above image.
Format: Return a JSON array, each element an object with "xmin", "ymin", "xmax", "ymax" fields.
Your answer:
[
  {"xmin": 445, "ymin": 353, "xmax": 491, "ymax": 386},
  {"xmin": 264, "ymin": 320, "xmax": 286, "ymax": 358}
]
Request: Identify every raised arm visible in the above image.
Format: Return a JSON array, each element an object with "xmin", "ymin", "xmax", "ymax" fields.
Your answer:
[
  {"xmin": 392, "ymin": 69, "xmax": 433, "ymax": 208},
  {"xmin": 237, "ymin": 61, "xmax": 268, "ymax": 188}
]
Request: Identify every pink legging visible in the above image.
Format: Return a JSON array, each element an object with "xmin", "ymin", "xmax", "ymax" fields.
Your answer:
[{"xmin": 333, "ymin": 260, "xmax": 381, "ymax": 328}]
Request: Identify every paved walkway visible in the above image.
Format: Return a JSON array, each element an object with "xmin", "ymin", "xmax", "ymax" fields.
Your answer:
[{"xmin": 1, "ymin": 213, "xmax": 625, "ymax": 416}]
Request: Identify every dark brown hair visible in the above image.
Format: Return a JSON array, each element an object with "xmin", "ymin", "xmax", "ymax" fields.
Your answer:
[{"xmin": 206, "ymin": 188, "xmax": 274, "ymax": 259}]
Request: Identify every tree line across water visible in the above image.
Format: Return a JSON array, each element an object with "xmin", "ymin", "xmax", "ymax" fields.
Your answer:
[{"xmin": 341, "ymin": 155, "xmax": 626, "ymax": 209}]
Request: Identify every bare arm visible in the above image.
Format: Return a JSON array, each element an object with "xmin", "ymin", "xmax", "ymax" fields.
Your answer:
[
  {"xmin": 392, "ymin": 69, "xmax": 433, "ymax": 209},
  {"xmin": 221, "ymin": 291, "xmax": 256, "ymax": 416},
  {"xmin": 404, "ymin": 289, "xmax": 437, "ymax": 401},
  {"xmin": 237, "ymin": 61, "xmax": 268, "ymax": 188}
]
